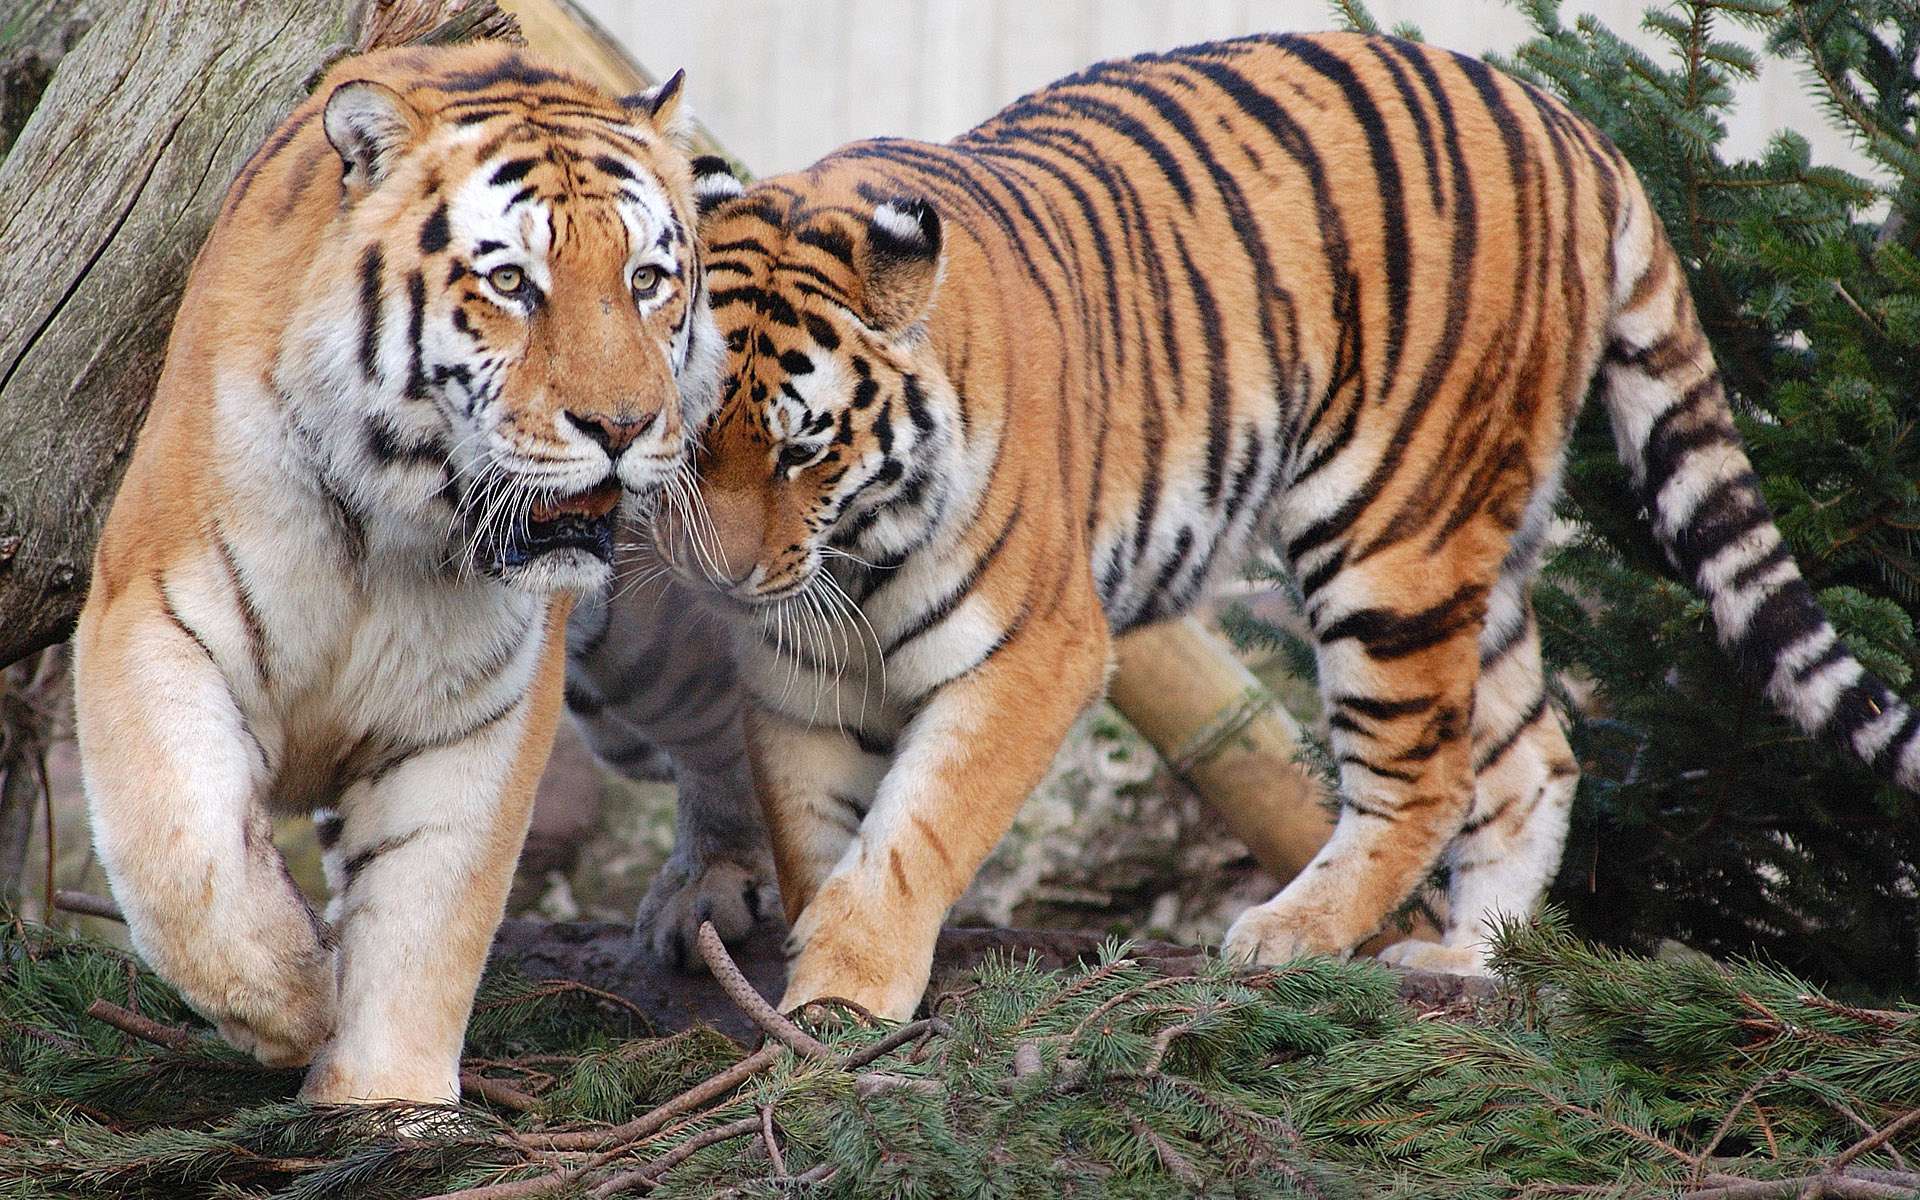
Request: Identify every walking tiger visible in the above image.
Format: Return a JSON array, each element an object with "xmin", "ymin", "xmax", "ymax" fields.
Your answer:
[
  {"xmin": 74, "ymin": 44, "xmax": 720, "ymax": 1103},
  {"xmin": 640, "ymin": 32, "xmax": 1920, "ymax": 1020}
]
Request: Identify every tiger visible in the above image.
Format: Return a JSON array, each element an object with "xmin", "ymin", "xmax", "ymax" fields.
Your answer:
[
  {"xmin": 659, "ymin": 31, "xmax": 1920, "ymax": 1021},
  {"xmin": 72, "ymin": 43, "xmax": 721, "ymax": 1104}
]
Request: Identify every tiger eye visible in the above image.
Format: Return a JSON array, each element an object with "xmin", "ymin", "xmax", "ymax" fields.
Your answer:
[
  {"xmin": 631, "ymin": 264, "xmax": 666, "ymax": 298},
  {"xmin": 486, "ymin": 264, "xmax": 524, "ymax": 294}
]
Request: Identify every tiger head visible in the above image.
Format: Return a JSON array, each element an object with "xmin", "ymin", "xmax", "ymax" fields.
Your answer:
[
  {"xmin": 279, "ymin": 49, "xmax": 722, "ymax": 594},
  {"xmin": 661, "ymin": 177, "xmax": 959, "ymax": 604}
]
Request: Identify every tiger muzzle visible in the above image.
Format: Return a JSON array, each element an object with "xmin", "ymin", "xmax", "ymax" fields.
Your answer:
[{"xmin": 500, "ymin": 480, "xmax": 622, "ymax": 568}]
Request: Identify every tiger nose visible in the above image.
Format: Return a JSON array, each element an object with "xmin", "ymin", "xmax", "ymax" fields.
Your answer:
[{"xmin": 564, "ymin": 408, "xmax": 660, "ymax": 456}]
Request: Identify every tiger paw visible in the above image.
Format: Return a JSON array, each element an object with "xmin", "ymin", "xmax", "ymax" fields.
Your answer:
[
  {"xmin": 1221, "ymin": 899, "xmax": 1353, "ymax": 966},
  {"xmin": 1372, "ymin": 938, "xmax": 1494, "ymax": 976},
  {"xmin": 204, "ymin": 955, "xmax": 338, "ymax": 1069},
  {"xmin": 634, "ymin": 852, "xmax": 778, "ymax": 973},
  {"xmin": 777, "ymin": 880, "xmax": 929, "ymax": 1022}
]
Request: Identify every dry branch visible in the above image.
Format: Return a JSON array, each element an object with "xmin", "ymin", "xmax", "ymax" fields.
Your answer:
[{"xmin": 84, "ymin": 998, "xmax": 195, "ymax": 1052}]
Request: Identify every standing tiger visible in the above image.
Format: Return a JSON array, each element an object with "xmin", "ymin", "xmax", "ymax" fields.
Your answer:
[
  {"xmin": 660, "ymin": 32, "xmax": 1920, "ymax": 1020},
  {"xmin": 73, "ymin": 44, "xmax": 719, "ymax": 1104}
]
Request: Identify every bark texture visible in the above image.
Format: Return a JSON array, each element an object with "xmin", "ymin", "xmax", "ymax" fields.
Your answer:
[{"xmin": 0, "ymin": 0, "xmax": 514, "ymax": 668}]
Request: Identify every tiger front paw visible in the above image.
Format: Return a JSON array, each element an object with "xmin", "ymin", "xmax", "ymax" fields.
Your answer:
[
  {"xmin": 777, "ymin": 880, "xmax": 929, "ymax": 1022},
  {"xmin": 202, "ymin": 950, "xmax": 338, "ymax": 1069},
  {"xmin": 634, "ymin": 851, "xmax": 779, "ymax": 972}
]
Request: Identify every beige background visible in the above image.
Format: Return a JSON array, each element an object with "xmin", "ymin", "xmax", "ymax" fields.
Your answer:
[{"xmin": 579, "ymin": 0, "xmax": 1875, "ymax": 178}]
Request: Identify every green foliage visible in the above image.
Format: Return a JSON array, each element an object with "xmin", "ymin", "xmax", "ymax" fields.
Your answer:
[
  {"xmin": 1292, "ymin": 1, "xmax": 1920, "ymax": 992},
  {"xmin": 3, "ymin": 914, "xmax": 1917, "ymax": 1197}
]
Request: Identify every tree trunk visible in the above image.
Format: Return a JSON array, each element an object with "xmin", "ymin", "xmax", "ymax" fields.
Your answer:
[{"xmin": 0, "ymin": 0, "xmax": 514, "ymax": 668}]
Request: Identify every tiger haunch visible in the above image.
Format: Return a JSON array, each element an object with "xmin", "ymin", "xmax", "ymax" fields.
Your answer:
[
  {"xmin": 73, "ymin": 44, "xmax": 718, "ymax": 1104},
  {"xmin": 667, "ymin": 32, "xmax": 1919, "ymax": 1019}
]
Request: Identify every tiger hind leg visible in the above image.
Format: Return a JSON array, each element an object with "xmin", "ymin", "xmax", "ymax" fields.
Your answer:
[
  {"xmin": 1375, "ymin": 603, "xmax": 1578, "ymax": 974},
  {"xmin": 1223, "ymin": 539, "xmax": 1497, "ymax": 964}
]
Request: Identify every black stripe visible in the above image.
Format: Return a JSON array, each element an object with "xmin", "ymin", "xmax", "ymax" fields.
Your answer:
[
  {"xmin": 363, "ymin": 692, "xmax": 522, "ymax": 786},
  {"xmin": 1320, "ymin": 582, "xmax": 1487, "ymax": 661},
  {"xmin": 357, "ymin": 245, "xmax": 384, "ymax": 381},
  {"xmin": 1334, "ymin": 693, "xmax": 1439, "ymax": 721},
  {"xmin": 158, "ymin": 578, "xmax": 215, "ymax": 663},
  {"xmin": 1474, "ymin": 693, "xmax": 1548, "ymax": 772},
  {"xmin": 1668, "ymin": 475, "xmax": 1768, "ymax": 582},
  {"xmin": 419, "ymin": 202, "xmax": 450, "ymax": 254},
  {"xmin": 490, "ymin": 157, "xmax": 539, "ymax": 187},
  {"xmin": 1638, "ymin": 375, "xmax": 1731, "ymax": 493},
  {"xmin": 404, "ymin": 270, "xmax": 428, "ymax": 400},
  {"xmin": 214, "ymin": 534, "xmax": 270, "ymax": 684},
  {"xmin": 1273, "ymin": 36, "xmax": 1411, "ymax": 390},
  {"xmin": 883, "ymin": 499, "xmax": 1024, "ymax": 656},
  {"xmin": 343, "ymin": 830, "xmax": 425, "ymax": 888},
  {"xmin": 1871, "ymin": 706, "xmax": 1920, "ymax": 775}
]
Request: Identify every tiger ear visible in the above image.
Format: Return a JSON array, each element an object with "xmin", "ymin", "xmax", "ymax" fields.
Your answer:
[
  {"xmin": 623, "ymin": 68, "xmax": 692, "ymax": 146},
  {"xmin": 690, "ymin": 155, "xmax": 745, "ymax": 220},
  {"xmin": 323, "ymin": 80, "xmax": 424, "ymax": 190},
  {"xmin": 859, "ymin": 197, "xmax": 942, "ymax": 332}
]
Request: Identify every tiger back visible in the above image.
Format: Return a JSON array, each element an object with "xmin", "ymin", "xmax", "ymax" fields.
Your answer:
[
  {"xmin": 73, "ymin": 43, "xmax": 717, "ymax": 1103},
  {"xmin": 667, "ymin": 32, "xmax": 1920, "ymax": 1019}
]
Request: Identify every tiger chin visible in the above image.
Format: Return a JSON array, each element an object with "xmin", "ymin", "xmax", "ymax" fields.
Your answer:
[
  {"xmin": 72, "ymin": 44, "xmax": 721, "ymax": 1105},
  {"xmin": 664, "ymin": 33, "xmax": 1920, "ymax": 1022}
]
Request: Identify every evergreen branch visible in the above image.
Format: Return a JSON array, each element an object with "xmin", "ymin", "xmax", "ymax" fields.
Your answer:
[
  {"xmin": 586, "ymin": 1116, "xmax": 761, "ymax": 1197},
  {"xmin": 515, "ymin": 1043, "xmax": 780, "ymax": 1151}
]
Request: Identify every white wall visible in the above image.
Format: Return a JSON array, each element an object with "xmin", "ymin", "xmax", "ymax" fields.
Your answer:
[{"xmin": 580, "ymin": 1, "xmax": 1874, "ymax": 179}]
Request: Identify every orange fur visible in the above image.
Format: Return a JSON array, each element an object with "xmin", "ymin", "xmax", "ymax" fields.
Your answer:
[
  {"xmin": 667, "ymin": 32, "xmax": 1920, "ymax": 1018},
  {"xmin": 75, "ymin": 43, "xmax": 714, "ymax": 1101}
]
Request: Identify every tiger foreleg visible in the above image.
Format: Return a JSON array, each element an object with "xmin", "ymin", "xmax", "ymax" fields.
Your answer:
[
  {"xmin": 775, "ymin": 620, "xmax": 1109, "ymax": 1021},
  {"xmin": 299, "ymin": 636, "xmax": 565, "ymax": 1105},
  {"xmin": 75, "ymin": 587, "xmax": 336, "ymax": 1068},
  {"xmin": 632, "ymin": 748, "xmax": 778, "ymax": 969},
  {"xmin": 744, "ymin": 706, "xmax": 890, "ymax": 928}
]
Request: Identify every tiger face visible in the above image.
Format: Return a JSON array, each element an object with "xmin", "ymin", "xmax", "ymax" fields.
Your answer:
[
  {"xmin": 280, "ymin": 61, "xmax": 721, "ymax": 594},
  {"xmin": 663, "ymin": 189, "xmax": 954, "ymax": 602}
]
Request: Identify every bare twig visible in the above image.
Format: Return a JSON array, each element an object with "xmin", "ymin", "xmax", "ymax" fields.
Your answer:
[
  {"xmin": 588, "ymin": 1116, "xmax": 761, "ymax": 1197},
  {"xmin": 759, "ymin": 1104, "xmax": 785, "ymax": 1175},
  {"xmin": 839, "ymin": 1017, "xmax": 953, "ymax": 1070},
  {"xmin": 84, "ymin": 998, "xmax": 195, "ymax": 1052},
  {"xmin": 53, "ymin": 889, "xmax": 122, "ymax": 922},
  {"xmin": 418, "ymin": 1171, "xmax": 583, "ymax": 1200},
  {"xmin": 853, "ymin": 1072, "xmax": 943, "ymax": 1098},
  {"xmin": 695, "ymin": 921, "xmax": 831, "ymax": 1060},
  {"xmin": 460, "ymin": 1071, "xmax": 543, "ymax": 1114},
  {"xmin": 1681, "ymin": 1176, "xmax": 1920, "ymax": 1200},
  {"xmin": 1692, "ymin": 1070, "xmax": 1790, "ymax": 1185},
  {"xmin": 1832, "ymin": 1109, "xmax": 1920, "ymax": 1173}
]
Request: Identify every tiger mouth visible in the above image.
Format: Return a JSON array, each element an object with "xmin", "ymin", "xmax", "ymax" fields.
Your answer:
[{"xmin": 499, "ymin": 482, "xmax": 622, "ymax": 567}]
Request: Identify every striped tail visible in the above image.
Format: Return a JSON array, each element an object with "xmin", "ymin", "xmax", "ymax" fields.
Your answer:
[{"xmin": 1597, "ymin": 195, "xmax": 1920, "ymax": 792}]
